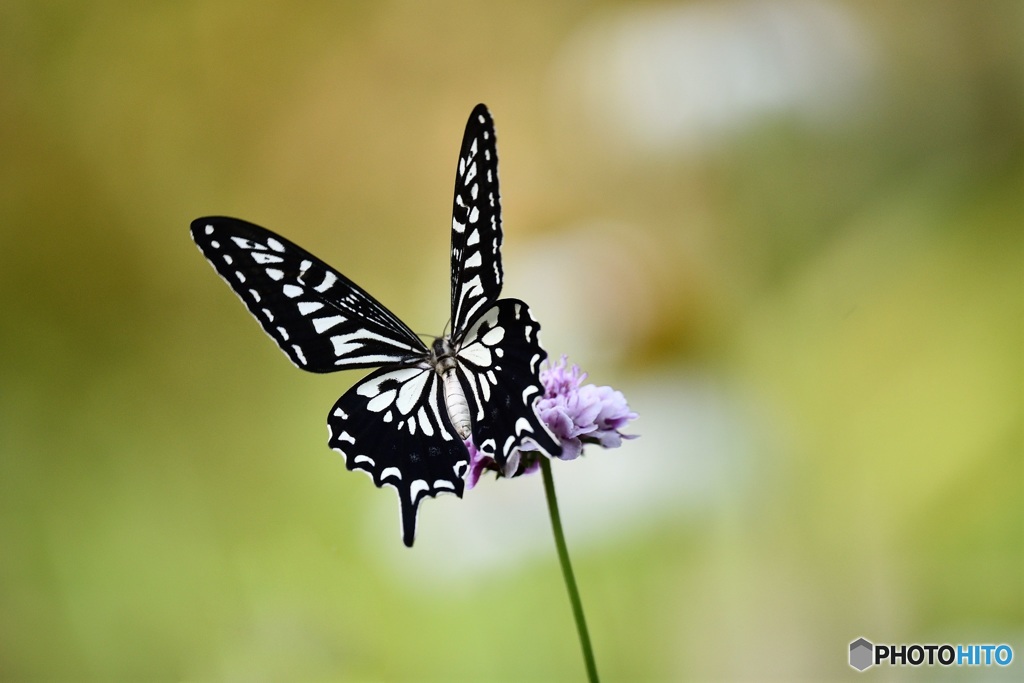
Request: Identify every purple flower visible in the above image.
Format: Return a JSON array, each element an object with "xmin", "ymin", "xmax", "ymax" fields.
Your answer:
[
  {"xmin": 530, "ymin": 356, "xmax": 638, "ymax": 460},
  {"xmin": 466, "ymin": 356, "xmax": 637, "ymax": 488}
]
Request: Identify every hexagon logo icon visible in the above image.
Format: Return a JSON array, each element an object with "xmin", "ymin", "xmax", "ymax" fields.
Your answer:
[{"xmin": 849, "ymin": 637, "xmax": 874, "ymax": 671}]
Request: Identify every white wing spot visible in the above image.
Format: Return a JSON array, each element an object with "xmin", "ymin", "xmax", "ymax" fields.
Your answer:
[
  {"xmin": 210, "ymin": 240, "xmax": 220, "ymax": 249},
  {"xmin": 312, "ymin": 315, "xmax": 346, "ymax": 333},
  {"xmin": 410, "ymin": 479, "xmax": 429, "ymax": 502},
  {"xmin": 515, "ymin": 417, "xmax": 531, "ymax": 434},
  {"xmin": 297, "ymin": 301, "xmax": 324, "ymax": 315},
  {"xmin": 336, "ymin": 431, "xmax": 356, "ymax": 444},
  {"xmin": 331, "ymin": 336, "xmax": 362, "ymax": 357},
  {"xmin": 468, "ymin": 206, "xmax": 480, "ymax": 224},
  {"xmin": 417, "ymin": 407, "xmax": 434, "ymax": 437},
  {"xmin": 252, "ymin": 252, "xmax": 283, "ymax": 264},
  {"xmin": 459, "ymin": 343, "xmax": 491, "ymax": 368},
  {"xmin": 381, "ymin": 467, "xmax": 402, "ymax": 481},
  {"xmin": 433, "ymin": 479, "xmax": 455, "ymax": 491},
  {"xmin": 292, "ymin": 345, "xmax": 307, "ymax": 365},
  {"xmin": 353, "ymin": 454, "xmax": 374, "ymax": 466},
  {"xmin": 266, "ymin": 237, "xmax": 285, "ymax": 252},
  {"xmin": 333, "ymin": 406, "xmax": 349, "ymax": 419},
  {"xmin": 464, "ymin": 251, "xmax": 482, "ymax": 268},
  {"xmin": 222, "ymin": 254, "xmax": 233, "ymax": 265},
  {"xmin": 467, "ymin": 229, "xmax": 480, "ymax": 246},
  {"xmin": 367, "ymin": 389, "xmax": 398, "ymax": 413},
  {"xmin": 266, "ymin": 268, "xmax": 283, "ymax": 281},
  {"xmin": 481, "ymin": 326, "xmax": 505, "ymax": 345},
  {"xmin": 315, "ymin": 272, "xmax": 337, "ymax": 293},
  {"xmin": 282, "ymin": 284, "xmax": 302, "ymax": 298},
  {"xmin": 248, "ymin": 289, "xmax": 261, "ymax": 302},
  {"xmin": 276, "ymin": 326, "xmax": 289, "ymax": 341},
  {"xmin": 396, "ymin": 371, "xmax": 430, "ymax": 415},
  {"xmin": 234, "ymin": 271, "xmax": 246, "ymax": 283},
  {"xmin": 204, "ymin": 225, "xmax": 214, "ymax": 235},
  {"xmin": 261, "ymin": 308, "xmax": 274, "ymax": 321}
]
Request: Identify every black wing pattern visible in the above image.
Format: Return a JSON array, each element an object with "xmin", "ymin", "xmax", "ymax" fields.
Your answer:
[
  {"xmin": 326, "ymin": 365, "xmax": 469, "ymax": 547},
  {"xmin": 192, "ymin": 105, "xmax": 563, "ymax": 548},
  {"xmin": 450, "ymin": 103, "xmax": 503, "ymax": 337},
  {"xmin": 456, "ymin": 299, "xmax": 562, "ymax": 465},
  {"xmin": 191, "ymin": 217, "xmax": 426, "ymax": 371},
  {"xmin": 447, "ymin": 106, "xmax": 562, "ymax": 465}
]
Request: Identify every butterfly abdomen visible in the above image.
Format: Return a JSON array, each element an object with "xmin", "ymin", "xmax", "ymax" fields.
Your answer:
[
  {"xmin": 431, "ymin": 337, "xmax": 471, "ymax": 440},
  {"xmin": 442, "ymin": 368, "xmax": 471, "ymax": 440}
]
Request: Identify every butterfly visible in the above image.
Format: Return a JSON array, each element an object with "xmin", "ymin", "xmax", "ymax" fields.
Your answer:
[{"xmin": 191, "ymin": 104, "xmax": 562, "ymax": 546}]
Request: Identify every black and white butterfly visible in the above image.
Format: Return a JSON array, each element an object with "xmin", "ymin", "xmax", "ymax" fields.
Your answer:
[{"xmin": 191, "ymin": 104, "xmax": 561, "ymax": 546}]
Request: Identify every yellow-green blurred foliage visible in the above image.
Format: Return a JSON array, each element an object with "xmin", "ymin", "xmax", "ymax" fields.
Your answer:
[{"xmin": 1, "ymin": 1, "xmax": 1020, "ymax": 680}]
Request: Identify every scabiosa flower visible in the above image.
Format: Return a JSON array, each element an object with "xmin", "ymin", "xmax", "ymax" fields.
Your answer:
[
  {"xmin": 532, "ymin": 356, "xmax": 638, "ymax": 460},
  {"xmin": 467, "ymin": 356, "xmax": 637, "ymax": 488}
]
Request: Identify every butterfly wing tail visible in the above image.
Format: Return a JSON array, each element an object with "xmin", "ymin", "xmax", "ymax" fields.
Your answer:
[{"xmin": 327, "ymin": 365, "xmax": 470, "ymax": 547}]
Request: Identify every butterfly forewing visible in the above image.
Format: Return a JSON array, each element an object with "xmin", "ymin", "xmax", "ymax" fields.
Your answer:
[
  {"xmin": 450, "ymin": 104, "xmax": 503, "ymax": 337},
  {"xmin": 327, "ymin": 365, "xmax": 468, "ymax": 547},
  {"xmin": 455, "ymin": 299, "xmax": 562, "ymax": 465},
  {"xmin": 191, "ymin": 217, "xmax": 427, "ymax": 371}
]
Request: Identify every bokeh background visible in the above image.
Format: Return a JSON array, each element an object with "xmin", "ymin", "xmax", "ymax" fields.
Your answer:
[{"xmin": 2, "ymin": 1, "xmax": 1020, "ymax": 680}]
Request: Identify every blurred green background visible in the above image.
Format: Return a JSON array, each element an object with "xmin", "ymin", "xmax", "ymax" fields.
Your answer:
[{"xmin": 1, "ymin": 1, "xmax": 1020, "ymax": 680}]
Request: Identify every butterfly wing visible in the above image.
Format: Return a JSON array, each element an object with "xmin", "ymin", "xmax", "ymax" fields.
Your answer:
[
  {"xmin": 456, "ymin": 299, "xmax": 563, "ymax": 466},
  {"xmin": 191, "ymin": 216, "xmax": 427, "ymax": 371},
  {"xmin": 327, "ymin": 364, "xmax": 469, "ymax": 547},
  {"xmin": 449, "ymin": 104, "xmax": 503, "ymax": 337}
]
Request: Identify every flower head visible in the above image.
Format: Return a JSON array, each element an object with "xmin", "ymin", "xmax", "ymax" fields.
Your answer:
[
  {"xmin": 467, "ymin": 356, "xmax": 637, "ymax": 488},
  {"xmin": 530, "ymin": 356, "xmax": 638, "ymax": 460}
]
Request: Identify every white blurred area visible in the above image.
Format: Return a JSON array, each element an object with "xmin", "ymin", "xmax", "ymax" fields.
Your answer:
[
  {"xmin": 549, "ymin": 0, "xmax": 875, "ymax": 156},
  {"xmin": 508, "ymin": 222, "xmax": 665, "ymax": 366}
]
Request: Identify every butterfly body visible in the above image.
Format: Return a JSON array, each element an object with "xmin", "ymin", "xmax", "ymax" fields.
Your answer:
[
  {"xmin": 192, "ymin": 105, "xmax": 560, "ymax": 546},
  {"xmin": 430, "ymin": 337, "xmax": 473, "ymax": 440}
]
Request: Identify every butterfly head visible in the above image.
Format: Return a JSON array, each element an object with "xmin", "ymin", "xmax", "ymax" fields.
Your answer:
[{"xmin": 429, "ymin": 336, "xmax": 458, "ymax": 373}]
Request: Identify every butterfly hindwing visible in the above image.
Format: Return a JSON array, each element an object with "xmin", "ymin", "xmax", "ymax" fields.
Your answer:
[
  {"xmin": 191, "ymin": 217, "xmax": 426, "ymax": 371},
  {"xmin": 327, "ymin": 364, "xmax": 469, "ymax": 547},
  {"xmin": 450, "ymin": 103, "xmax": 503, "ymax": 337},
  {"xmin": 455, "ymin": 298, "xmax": 562, "ymax": 466}
]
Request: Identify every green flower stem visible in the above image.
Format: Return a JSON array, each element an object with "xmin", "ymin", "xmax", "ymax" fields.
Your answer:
[{"xmin": 540, "ymin": 456, "xmax": 599, "ymax": 683}]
